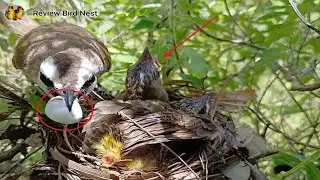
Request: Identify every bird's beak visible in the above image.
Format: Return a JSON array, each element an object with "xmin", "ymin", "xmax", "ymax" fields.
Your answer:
[
  {"xmin": 137, "ymin": 47, "xmax": 152, "ymax": 64},
  {"xmin": 152, "ymin": 56, "xmax": 161, "ymax": 69},
  {"xmin": 63, "ymin": 91, "xmax": 77, "ymax": 112}
]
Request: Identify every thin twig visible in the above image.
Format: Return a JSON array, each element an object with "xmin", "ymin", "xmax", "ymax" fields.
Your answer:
[
  {"xmin": 200, "ymin": 29, "xmax": 265, "ymax": 50},
  {"xmin": 63, "ymin": 125, "xmax": 75, "ymax": 152},
  {"xmin": 258, "ymin": 75, "xmax": 277, "ymax": 107},
  {"xmin": 119, "ymin": 111, "xmax": 201, "ymax": 180},
  {"xmin": 57, "ymin": 146, "xmax": 100, "ymax": 161},
  {"xmin": 224, "ymin": 0, "xmax": 253, "ymax": 42},
  {"xmin": 249, "ymin": 151, "xmax": 279, "ymax": 162},
  {"xmin": 295, "ymin": 29, "xmax": 310, "ymax": 65},
  {"xmin": 261, "ymin": 123, "xmax": 270, "ymax": 138},
  {"xmin": 170, "ymin": 0, "xmax": 184, "ymax": 75},
  {"xmin": 248, "ymin": 107, "xmax": 320, "ymax": 149},
  {"xmin": 289, "ymin": 0, "xmax": 320, "ymax": 35},
  {"xmin": 58, "ymin": 164, "xmax": 63, "ymax": 180},
  {"xmin": 274, "ymin": 73, "xmax": 313, "ymax": 126}
]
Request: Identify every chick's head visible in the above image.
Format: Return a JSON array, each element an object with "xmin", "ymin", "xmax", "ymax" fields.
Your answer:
[
  {"xmin": 126, "ymin": 48, "xmax": 162, "ymax": 97},
  {"xmin": 92, "ymin": 127, "xmax": 124, "ymax": 165}
]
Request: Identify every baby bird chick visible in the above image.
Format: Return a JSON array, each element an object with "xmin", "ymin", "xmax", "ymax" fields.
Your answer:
[
  {"xmin": 86, "ymin": 125, "xmax": 124, "ymax": 166},
  {"xmin": 5, "ymin": 6, "xmax": 15, "ymax": 20},
  {"xmin": 125, "ymin": 47, "xmax": 169, "ymax": 102},
  {"xmin": 14, "ymin": 6, "xmax": 24, "ymax": 20},
  {"xmin": 171, "ymin": 93, "xmax": 215, "ymax": 116},
  {"xmin": 85, "ymin": 123, "xmax": 155, "ymax": 170}
]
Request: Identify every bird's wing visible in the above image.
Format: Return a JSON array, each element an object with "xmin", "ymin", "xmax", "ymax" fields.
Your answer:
[{"xmin": 12, "ymin": 23, "xmax": 111, "ymax": 82}]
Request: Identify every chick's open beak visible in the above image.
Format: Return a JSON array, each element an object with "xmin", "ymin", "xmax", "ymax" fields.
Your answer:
[{"xmin": 152, "ymin": 56, "xmax": 161, "ymax": 69}]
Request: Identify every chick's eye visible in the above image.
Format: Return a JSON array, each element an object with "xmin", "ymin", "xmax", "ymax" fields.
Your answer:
[{"xmin": 40, "ymin": 72, "xmax": 54, "ymax": 88}]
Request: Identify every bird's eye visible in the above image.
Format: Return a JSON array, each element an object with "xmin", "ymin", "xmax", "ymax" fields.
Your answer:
[
  {"xmin": 40, "ymin": 71, "xmax": 54, "ymax": 88},
  {"xmin": 81, "ymin": 75, "xmax": 96, "ymax": 92}
]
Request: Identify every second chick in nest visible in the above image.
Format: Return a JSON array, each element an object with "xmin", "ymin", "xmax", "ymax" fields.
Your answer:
[{"xmin": 124, "ymin": 47, "xmax": 169, "ymax": 102}]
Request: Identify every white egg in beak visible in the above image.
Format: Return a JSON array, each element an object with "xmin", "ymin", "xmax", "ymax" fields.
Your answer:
[{"xmin": 45, "ymin": 95, "xmax": 83, "ymax": 124}]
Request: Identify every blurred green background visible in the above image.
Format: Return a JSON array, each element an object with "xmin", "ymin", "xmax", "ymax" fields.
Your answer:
[{"xmin": 0, "ymin": 0, "xmax": 319, "ymax": 179}]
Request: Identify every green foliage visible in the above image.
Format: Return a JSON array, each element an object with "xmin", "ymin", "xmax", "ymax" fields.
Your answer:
[
  {"xmin": 25, "ymin": 87, "xmax": 46, "ymax": 114},
  {"xmin": 255, "ymin": 48, "xmax": 281, "ymax": 71},
  {"xmin": 273, "ymin": 151, "xmax": 320, "ymax": 180}
]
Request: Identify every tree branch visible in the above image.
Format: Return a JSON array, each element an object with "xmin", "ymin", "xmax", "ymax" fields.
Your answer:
[
  {"xmin": 249, "ymin": 151, "xmax": 279, "ymax": 162},
  {"xmin": 290, "ymin": 82, "xmax": 320, "ymax": 91},
  {"xmin": 289, "ymin": 0, "xmax": 320, "ymax": 35}
]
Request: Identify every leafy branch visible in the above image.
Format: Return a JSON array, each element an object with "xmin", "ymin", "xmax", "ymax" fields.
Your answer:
[{"xmin": 289, "ymin": 0, "xmax": 320, "ymax": 35}]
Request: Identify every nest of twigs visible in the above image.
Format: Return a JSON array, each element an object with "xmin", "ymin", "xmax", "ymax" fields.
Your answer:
[{"xmin": 27, "ymin": 89, "xmax": 267, "ymax": 180}]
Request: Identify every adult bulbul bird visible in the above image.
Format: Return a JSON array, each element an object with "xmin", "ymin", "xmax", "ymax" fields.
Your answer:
[{"xmin": 0, "ymin": 3, "xmax": 111, "ymax": 124}]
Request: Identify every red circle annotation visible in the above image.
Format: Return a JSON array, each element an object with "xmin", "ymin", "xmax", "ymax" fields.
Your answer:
[{"xmin": 35, "ymin": 88, "xmax": 94, "ymax": 132}]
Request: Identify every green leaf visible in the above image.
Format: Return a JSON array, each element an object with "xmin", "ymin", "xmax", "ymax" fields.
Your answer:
[
  {"xmin": 96, "ymin": 22, "xmax": 114, "ymax": 35},
  {"xmin": 140, "ymin": 3, "xmax": 161, "ymax": 8},
  {"xmin": 272, "ymin": 152, "xmax": 301, "ymax": 167},
  {"xmin": 136, "ymin": 5, "xmax": 160, "ymax": 16},
  {"xmin": 112, "ymin": 54, "xmax": 137, "ymax": 64},
  {"xmin": 182, "ymin": 47, "xmax": 208, "ymax": 78},
  {"xmin": 25, "ymin": 87, "xmax": 46, "ymax": 113},
  {"xmin": 306, "ymin": 38, "xmax": 320, "ymax": 55},
  {"xmin": 133, "ymin": 19, "xmax": 154, "ymax": 31},
  {"xmin": 0, "ymin": 101, "xmax": 9, "ymax": 113},
  {"xmin": 304, "ymin": 162, "xmax": 320, "ymax": 180},
  {"xmin": 29, "ymin": 95, "xmax": 46, "ymax": 114},
  {"xmin": 183, "ymin": 16, "xmax": 230, "ymax": 34},
  {"xmin": 180, "ymin": 74, "xmax": 203, "ymax": 88},
  {"xmin": 255, "ymin": 48, "xmax": 281, "ymax": 70},
  {"xmin": 150, "ymin": 42, "xmax": 172, "ymax": 64},
  {"xmin": 277, "ymin": 151, "xmax": 320, "ymax": 180},
  {"xmin": 266, "ymin": 22, "xmax": 296, "ymax": 45},
  {"xmin": 8, "ymin": 33, "xmax": 18, "ymax": 46}
]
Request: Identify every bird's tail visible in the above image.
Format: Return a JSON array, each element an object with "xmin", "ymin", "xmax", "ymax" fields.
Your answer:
[{"xmin": 0, "ymin": 2, "xmax": 39, "ymax": 36}]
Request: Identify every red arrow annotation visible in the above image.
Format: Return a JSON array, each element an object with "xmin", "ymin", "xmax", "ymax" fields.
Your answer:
[{"xmin": 163, "ymin": 15, "xmax": 218, "ymax": 58}]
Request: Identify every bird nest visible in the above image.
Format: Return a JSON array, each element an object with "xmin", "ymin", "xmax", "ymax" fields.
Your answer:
[{"xmin": 29, "ymin": 90, "xmax": 267, "ymax": 180}]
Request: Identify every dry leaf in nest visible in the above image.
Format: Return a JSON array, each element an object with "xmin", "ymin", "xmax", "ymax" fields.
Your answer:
[
  {"xmin": 236, "ymin": 125, "xmax": 267, "ymax": 157},
  {"xmin": 83, "ymin": 96, "xmax": 239, "ymax": 179},
  {"xmin": 223, "ymin": 160, "xmax": 251, "ymax": 180},
  {"xmin": 216, "ymin": 88, "xmax": 256, "ymax": 112},
  {"xmin": 25, "ymin": 132, "xmax": 43, "ymax": 148},
  {"xmin": 223, "ymin": 160, "xmax": 268, "ymax": 180}
]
